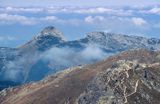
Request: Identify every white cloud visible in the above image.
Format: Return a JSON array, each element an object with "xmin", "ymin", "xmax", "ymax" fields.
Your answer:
[
  {"xmin": 73, "ymin": 7, "xmax": 133, "ymax": 16},
  {"xmin": 42, "ymin": 45, "xmax": 107, "ymax": 68},
  {"xmin": 149, "ymin": 7, "xmax": 160, "ymax": 14},
  {"xmin": 0, "ymin": 6, "xmax": 44, "ymax": 13},
  {"xmin": 139, "ymin": 7, "xmax": 160, "ymax": 15},
  {"xmin": 0, "ymin": 13, "xmax": 61, "ymax": 25},
  {"xmin": 75, "ymin": 7, "xmax": 113, "ymax": 14},
  {"xmin": 0, "ymin": 13, "xmax": 37, "ymax": 25},
  {"xmin": 85, "ymin": 16, "xmax": 105, "ymax": 23},
  {"xmin": 0, "ymin": 13, "xmax": 82, "ymax": 26},
  {"xmin": 131, "ymin": 17, "xmax": 147, "ymax": 26},
  {"xmin": 0, "ymin": 6, "xmax": 133, "ymax": 16}
]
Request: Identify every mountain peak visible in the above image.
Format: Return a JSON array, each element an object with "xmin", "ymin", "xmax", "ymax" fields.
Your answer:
[
  {"xmin": 37, "ymin": 26, "xmax": 65, "ymax": 41},
  {"xmin": 19, "ymin": 26, "xmax": 66, "ymax": 51}
]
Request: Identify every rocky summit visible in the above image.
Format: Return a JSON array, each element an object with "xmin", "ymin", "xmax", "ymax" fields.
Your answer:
[
  {"xmin": 20, "ymin": 26, "xmax": 66, "ymax": 51},
  {"xmin": 0, "ymin": 50, "xmax": 160, "ymax": 104}
]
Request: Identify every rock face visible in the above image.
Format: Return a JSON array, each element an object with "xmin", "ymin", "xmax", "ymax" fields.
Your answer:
[
  {"xmin": 1, "ymin": 26, "xmax": 160, "ymax": 89},
  {"xmin": 77, "ymin": 60, "xmax": 160, "ymax": 104},
  {"xmin": 0, "ymin": 50, "xmax": 160, "ymax": 104}
]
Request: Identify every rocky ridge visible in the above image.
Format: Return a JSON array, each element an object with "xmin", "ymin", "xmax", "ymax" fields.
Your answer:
[{"xmin": 77, "ymin": 60, "xmax": 160, "ymax": 104}]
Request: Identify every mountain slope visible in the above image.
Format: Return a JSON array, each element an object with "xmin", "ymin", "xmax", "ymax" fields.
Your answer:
[
  {"xmin": 0, "ymin": 50, "xmax": 160, "ymax": 104},
  {"xmin": 1, "ymin": 26, "xmax": 160, "ymax": 89},
  {"xmin": 78, "ymin": 60, "xmax": 160, "ymax": 104}
]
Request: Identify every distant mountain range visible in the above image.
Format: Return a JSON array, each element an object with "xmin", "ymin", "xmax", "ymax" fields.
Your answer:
[{"xmin": 1, "ymin": 26, "xmax": 160, "ymax": 89}]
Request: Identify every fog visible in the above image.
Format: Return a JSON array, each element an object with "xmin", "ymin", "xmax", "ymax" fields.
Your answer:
[
  {"xmin": 42, "ymin": 45, "xmax": 107, "ymax": 68},
  {"xmin": 2, "ymin": 45, "xmax": 109, "ymax": 82}
]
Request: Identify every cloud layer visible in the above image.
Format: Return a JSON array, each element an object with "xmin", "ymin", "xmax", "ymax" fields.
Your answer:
[
  {"xmin": 0, "ymin": 6, "xmax": 159, "ymax": 25},
  {"xmin": 0, "ymin": 6, "xmax": 160, "ymax": 47},
  {"xmin": 2, "ymin": 45, "xmax": 108, "ymax": 82}
]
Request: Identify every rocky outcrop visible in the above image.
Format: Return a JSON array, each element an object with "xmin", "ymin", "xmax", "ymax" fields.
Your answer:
[{"xmin": 77, "ymin": 60, "xmax": 160, "ymax": 104}]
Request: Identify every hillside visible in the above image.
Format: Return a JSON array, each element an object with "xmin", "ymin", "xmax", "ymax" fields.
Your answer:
[{"xmin": 0, "ymin": 50, "xmax": 160, "ymax": 104}]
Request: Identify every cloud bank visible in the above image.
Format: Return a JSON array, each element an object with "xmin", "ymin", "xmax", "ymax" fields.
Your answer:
[
  {"xmin": 0, "ymin": 6, "xmax": 160, "ymax": 47},
  {"xmin": 42, "ymin": 45, "xmax": 107, "ymax": 69},
  {"xmin": 2, "ymin": 45, "xmax": 108, "ymax": 82}
]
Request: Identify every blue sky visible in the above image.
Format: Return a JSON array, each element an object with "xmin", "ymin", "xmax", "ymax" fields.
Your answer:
[{"xmin": 0, "ymin": 0, "xmax": 160, "ymax": 47}]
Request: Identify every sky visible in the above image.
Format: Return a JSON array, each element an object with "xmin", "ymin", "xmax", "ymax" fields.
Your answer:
[
  {"xmin": 0, "ymin": 0, "xmax": 160, "ymax": 47},
  {"xmin": 1, "ymin": 0, "xmax": 160, "ymax": 7}
]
